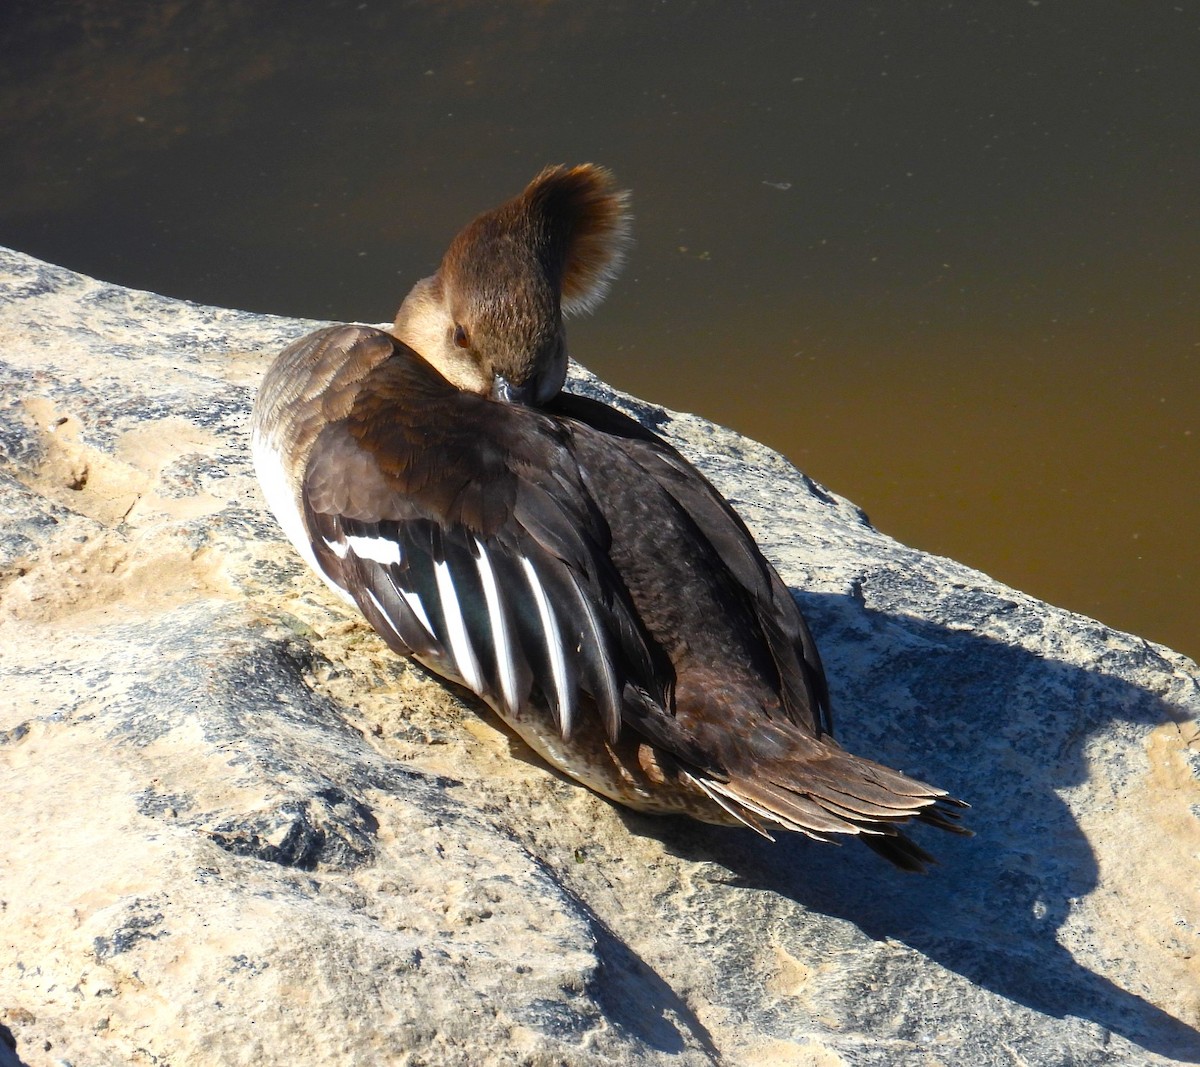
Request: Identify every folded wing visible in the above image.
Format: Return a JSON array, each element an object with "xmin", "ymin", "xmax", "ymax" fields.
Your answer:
[{"xmin": 300, "ymin": 329, "xmax": 676, "ymax": 750}]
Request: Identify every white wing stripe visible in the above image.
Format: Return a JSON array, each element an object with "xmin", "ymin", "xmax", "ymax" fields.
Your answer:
[
  {"xmin": 323, "ymin": 535, "xmax": 350, "ymax": 559},
  {"xmin": 520, "ymin": 556, "xmax": 572, "ymax": 735},
  {"xmin": 434, "ymin": 557, "xmax": 484, "ymax": 693},
  {"xmin": 399, "ymin": 588, "xmax": 435, "ymax": 641},
  {"xmin": 345, "ymin": 533, "xmax": 403, "ymax": 567},
  {"xmin": 570, "ymin": 576, "xmax": 620, "ymax": 724},
  {"xmin": 364, "ymin": 587, "xmax": 406, "ymax": 646},
  {"xmin": 473, "ymin": 538, "xmax": 519, "ymax": 714}
]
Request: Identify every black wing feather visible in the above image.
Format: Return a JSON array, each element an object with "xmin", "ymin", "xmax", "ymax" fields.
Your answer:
[
  {"xmin": 548, "ymin": 392, "xmax": 832, "ymax": 737},
  {"xmin": 300, "ymin": 343, "xmax": 670, "ymax": 742}
]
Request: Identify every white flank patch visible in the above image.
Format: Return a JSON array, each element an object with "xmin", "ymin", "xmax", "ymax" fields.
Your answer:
[
  {"xmin": 434, "ymin": 558, "xmax": 484, "ymax": 693},
  {"xmin": 520, "ymin": 557, "xmax": 572, "ymax": 735},
  {"xmin": 345, "ymin": 533, "xmax": 403, "ymax": 567},
  {"xmin": 251, "ymin": 435, "xmax": 356, "ymax": 607},
  {"xmin": 473, "ymin": 538, "xmax": 519, "ymax": 714},
  {"xmin": 251, "ymin": 435, "xmax": 315, "ymax": 567}
]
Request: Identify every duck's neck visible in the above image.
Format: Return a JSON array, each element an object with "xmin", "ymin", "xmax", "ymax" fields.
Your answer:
[
  {"xmin": 390, "ymin": 275, "xmax": 490, "ymax": 395},
  {"xmin": 392, "ymin": 276, "xmax": 446, "ymax": 357}
]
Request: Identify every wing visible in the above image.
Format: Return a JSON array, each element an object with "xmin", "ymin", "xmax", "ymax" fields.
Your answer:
[
  {"xmin": 299, "ymin": 337, "xmax": 681, "ymax": 752},
  {"xmin": 547, "ymin": 392, "xmax": 832, "ymax": 738}
]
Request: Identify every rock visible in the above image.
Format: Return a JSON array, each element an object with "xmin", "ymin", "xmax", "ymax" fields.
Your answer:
[{"xmin": 1, "ymin": 245, "xmax": 1198, "ymax": 1066}]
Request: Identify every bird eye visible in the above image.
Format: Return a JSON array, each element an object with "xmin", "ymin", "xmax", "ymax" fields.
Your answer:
[{"xmin": 453, "ymin": 324, "xmax": 470, "ymax": 349}]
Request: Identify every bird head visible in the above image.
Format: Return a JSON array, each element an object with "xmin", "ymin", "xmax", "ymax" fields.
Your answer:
[{"xmin": 393, "ymin": 164, "xmax": 631, "ymax": 405}]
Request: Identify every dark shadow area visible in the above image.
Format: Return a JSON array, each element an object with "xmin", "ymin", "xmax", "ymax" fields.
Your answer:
[
  {"xmin": 555, "ymin": 881, "xmax": 722, "ymax": 1063},
  {"xmin": 612, "ymin": 589, "xmax": 1200, "ymax": 1063},
  {"xmin": 0, "ymin": 1022, "xmax": 28, "ymax": 1067}
]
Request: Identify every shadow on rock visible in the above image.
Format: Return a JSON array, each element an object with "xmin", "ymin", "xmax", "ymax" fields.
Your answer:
[
  {"xmin": 586, "ymin": 902, "xmax": 721, "ymax": 1062},
  {"xmin": 624, "ymin": 591, "xmax": 1200, "ymax": 1064}
]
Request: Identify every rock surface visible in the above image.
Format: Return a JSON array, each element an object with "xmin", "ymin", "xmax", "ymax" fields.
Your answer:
[{"xmin": 1, "ymin": 245, "xmax": 1199, "ymax": 1066}]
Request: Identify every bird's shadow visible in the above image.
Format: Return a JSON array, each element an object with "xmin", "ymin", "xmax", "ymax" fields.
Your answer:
[{"xmin": 614, "ymin": 589, "xmax": 1200, "ymax": 1063}]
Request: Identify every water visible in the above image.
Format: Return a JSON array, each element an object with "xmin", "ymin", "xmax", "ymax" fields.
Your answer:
[{"xmin": 2, "ymin": 0, "xmax": 1197, "ymax": 660}]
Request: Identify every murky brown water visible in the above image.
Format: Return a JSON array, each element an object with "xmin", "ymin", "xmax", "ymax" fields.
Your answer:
[{"xmin": 3, "ymin": 1, "xmax": 1197, "ymax": 660}]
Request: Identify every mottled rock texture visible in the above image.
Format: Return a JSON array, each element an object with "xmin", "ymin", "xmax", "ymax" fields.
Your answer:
[{"xmin": 1, "ymin": 246, "xmax": 1199, "ymax": 1066}]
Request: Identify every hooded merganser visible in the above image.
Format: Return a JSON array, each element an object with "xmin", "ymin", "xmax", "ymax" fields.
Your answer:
[{"xmin": 252, "ymin": 165, "xmax": 968, "ymax": 870}]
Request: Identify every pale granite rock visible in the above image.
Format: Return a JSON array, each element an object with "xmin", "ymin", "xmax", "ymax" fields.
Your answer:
[{"xmin": 1, "ymin": 246, "xmax": 1198, "ymax": 1066}]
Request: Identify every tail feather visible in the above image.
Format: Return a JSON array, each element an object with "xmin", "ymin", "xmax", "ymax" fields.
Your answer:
[
  {"xmin": 861, "ymin": 832, "xmax": 939, "ymax": 873},
  {"xmin": 796, "ymin": 755, "xmax": 954, "ymax": 807},
  {"xmin": 796, "ymin": 791, "xmax": 918, "ymax": 823},
  {"xmin": 910, "ymin": 801, "xmax": 971, "ymax": 836},
  {"xmin": 736, "ymin": 778, "xmax": 889, "ymax": 838},
  {"xmin": 687, "ymin": 745, "xmax": 970, "ymax": 872},
  {"xmin": 687, "ymin": 774, "xmax": 775, "ymax": 839}
]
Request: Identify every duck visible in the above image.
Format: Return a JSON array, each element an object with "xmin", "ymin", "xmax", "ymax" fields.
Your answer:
[{"xmin": 251, "ymin": 164, "xmax": 968, "ymax": 871}]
